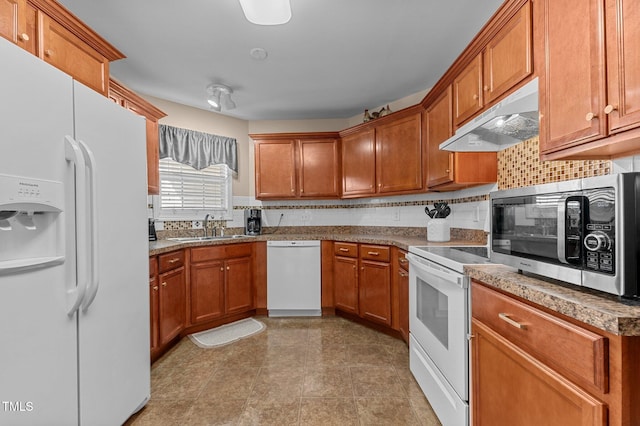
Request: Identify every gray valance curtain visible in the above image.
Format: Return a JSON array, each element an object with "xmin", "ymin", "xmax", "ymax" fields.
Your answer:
[{"xmin": 159, "ymin": 124, "xmax": 238, "ymax": 172}]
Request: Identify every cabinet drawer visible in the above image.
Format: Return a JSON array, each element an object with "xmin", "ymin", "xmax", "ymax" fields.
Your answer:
[
  {"xmin": 396, "ymin": 249, "xmax": 409, "ymax": 271},
  {"xmin": 158, "ymin": 250, "xmax": 184, "ymax": 273},
  {"xmin": 334, "ymin": 242, "xmax": 358, "ymax": 258},
  {"xmin": 472, "ymin": 282, "xmax": 608, "ymax": 393},
  {"xmin": 149, "ymin": 256, "xmax": 157, "ymax": 277},
  {"xmin": 191, "ymin": 243, "xmax": 253, "ymax": 263},
  {"xmin": 360, "ymin": 244, "xmax": 390, "ymax": 262}
]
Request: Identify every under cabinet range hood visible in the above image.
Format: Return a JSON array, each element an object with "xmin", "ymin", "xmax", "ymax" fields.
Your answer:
[{"xmin": 440, "ymin": 77, "xmax": 539, "ymax": 152}]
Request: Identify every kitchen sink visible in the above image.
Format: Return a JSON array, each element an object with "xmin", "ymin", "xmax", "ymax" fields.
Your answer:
[{"xmin": 167, "ymin": 235, "xmax": 252, "ymax": 242}]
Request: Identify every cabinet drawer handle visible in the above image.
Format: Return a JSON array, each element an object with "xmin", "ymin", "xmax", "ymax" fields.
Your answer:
[
  {"xmin": 168, "ymin": 258, "xmax": 180, "ymax": 264},
  {"xmin": 498, "ymin": 312, "xmax": 526, "ymax": 330},
  {"xmin": 153, "ymin": 286, "xmax": 159, "ymax": 291},
  {"xmin": 399, "ymin": 271, "xmax": 408, "ymax": 277},
  {"xmin": 604, "ymin": 104, "xmax": 617, "ymax": 114},
  {"xmin": 339, "ymin": 248, "xmax": 350, "ymax": 252},
  {"xmin": 367, "ymin": 251, "xmax": 380, "ymax": 256},
  {"xmin": 161, "ymin": 282, "xmax": 167, "ymax": 287},
  {"xmin": 399, "ymin": 258, "xmax": 408, "ymax": 265},
  {"xmin": 18, "ymin": 33, "xmax": 30, "ymax": 42},
  {"xmin": 44, "ymin": 49, "xmax": 54, "ymax": 57}
]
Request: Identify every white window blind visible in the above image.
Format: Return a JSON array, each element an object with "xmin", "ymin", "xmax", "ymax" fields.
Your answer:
[{"xmin": 156, "ymin": 158, "xmax": 232, "ymax": 219}]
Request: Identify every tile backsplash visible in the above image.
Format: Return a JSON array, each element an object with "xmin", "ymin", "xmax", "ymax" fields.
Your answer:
[{"xmin": 497, "ymin": 137, "xmax": 611, "ymax": 190}]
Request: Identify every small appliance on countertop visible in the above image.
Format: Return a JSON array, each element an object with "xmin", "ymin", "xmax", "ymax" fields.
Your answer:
[
  {"xmin": 148, "ymin": 218, "xmax": 157, "ymax": 241},
  {"xmin": 244, "ymin": 209, "xmax": 262, "ymax": 235}
]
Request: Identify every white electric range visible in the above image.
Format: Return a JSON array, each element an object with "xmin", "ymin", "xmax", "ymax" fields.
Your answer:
[{"xmin": 406, "ymin": 245, "xmax": 492, "ymax": 426}]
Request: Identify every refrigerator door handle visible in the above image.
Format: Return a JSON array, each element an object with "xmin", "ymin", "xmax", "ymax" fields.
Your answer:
[
  {"xmin": 78, "ymin": 140, "xmax": 100, "ymax": 311},
  {"xmin": 64, "ymin": 136, "xmax": 89, "ymax": 316}
]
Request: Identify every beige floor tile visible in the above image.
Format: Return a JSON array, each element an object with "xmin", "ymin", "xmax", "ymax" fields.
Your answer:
[
  {"xmin": 263, "ymin": 344, "xmax": 307, "ymax": 367},
  {"xmin": 299, "ymin": 398, "xmax": 359, "ymax": 426},
  {"xmin": 124, "ymin": 400, "xmax": 192, "ymax": 426},
  {"xmin": 237, "ymin": 397, "xmax": 301, "ymax": 425},
  {"xmin": 306, "ymin": 344, "xmax": 350, "ymax": 367},
  {"xmin": 350, "ymin": 366, "xmax": 407, "ymax": 397},
  {"xmin": 347, "ymin": 344, "xmax": 391, "ymax": 366},
  {"xmin": 250, "ymin": 366, "xmax": 305, "ymax": 399},
  {"xmin": 152, "ymin": 361, "xmax": 216, "ymax": 400},
  {"xmin": 200, "ymin": 366, "xmax": 260, "ymax": 400},
  {"xmin": 355, "ymin": 397, "xmax": 421, "ymax": 425},
  {"xmin": 181, "ymin": 399, "xmax": 247, "ymax": 426},
  {"xmin": 264, "ymin": 328, "xmax": 310, "ymax": 346},
  {"xmin": 343, "ymin": 324, "xmax": 382, "ymax": 344},
  {"xmin": 409, "ymin": 394, "xmax": 442, "ymax": 426},
  {"xmin": 302, "ymin": 366, "xmax": 353, "ymax": 397}
]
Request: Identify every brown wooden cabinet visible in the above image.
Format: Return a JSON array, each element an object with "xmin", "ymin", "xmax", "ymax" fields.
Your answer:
[
  {"xmin": 539, "ymin": 0, "xmax": 640, "ymax": 159},
  {"xmin": 423, "ymin": 86, "xmax": 498, "ymax": 190},
  {"xmin": 341, "ymin": 128, "xmax": 376, "ymax": 198},
  {"xmin": 1, "ymin": 0, "xmax": 125, "ymax": 95},
  {"xmin": 189, "ymin": 243, "xmax": 254, "ymax": 326},
  {"xmin": 109, "ymin": 79, "xmax": 166, "ymax": 195},
  {"xmin": 340, "ymin": 109, "xmax": 423, "ymax": 199},
  {"xmin": 333, "ymin": 242, "xmax": 392, "ymax": 327},
  {"xmin": 453, "ymin": 1, "xmax": 532, "ymax": 128},
  {"xmin": 333, "ymin": 242, "xmax": 359, "ymax": 314},
  {"xmin": 358, "ymin": 244, "xmax": 391, "ymax": 326},
  {"xmin": 374, "ymin": 113, "xmax": 422, "ymax": 194},
  {"xmin": 392, "ymin": 248, "xmax": 409, "ymax": 343},
  {"xmin": 149, "ymin": 257, "xmax": 159, "ymax": 354},
  {"xmin": 252, "ymin": 133, "xmax": 341, "ymax": 200},
  {"xmin": 157, "ymin": 250, "xmax": 186, "ymax": 347},
  {"xmin": 470, "ymin": 281, "xmax": 640, "ymax": 426}
]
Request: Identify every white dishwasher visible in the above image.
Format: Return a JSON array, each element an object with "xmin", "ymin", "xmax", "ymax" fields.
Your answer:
[{"xmin": 267, "ymin": 240, "xmax": 321, "ymax": 317}]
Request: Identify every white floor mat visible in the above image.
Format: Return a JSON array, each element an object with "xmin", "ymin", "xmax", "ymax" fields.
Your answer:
[{"xmin": 188, "ymin": 318, "xmax": 265, "ymax": 348}]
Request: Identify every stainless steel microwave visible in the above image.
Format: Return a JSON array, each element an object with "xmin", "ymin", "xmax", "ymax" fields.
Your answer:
[{"xmin": 490, "ymin": 173, "xmax": 640, "ymax": 298}]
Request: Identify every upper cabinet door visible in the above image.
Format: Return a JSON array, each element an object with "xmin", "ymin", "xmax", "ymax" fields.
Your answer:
[
  {"xmin": 298, "ymin": 138, "xmax": 341, "ymax": 198},
  {"xmin": 375, "ymin": 113, "xmax": 422, "ymax": 194},
  {"xmin": 254, "ymin": 139, "xmax": 297, "ymax": 199},
  {"xmin": 424, "ymin": 86, "xmax": 454, "ymax": 188},
  {"xmin": 40, "ymin": 14, "xmax": 109, "ymax": 95},
  {"xmin": 453, "ymin": 55, "xmax": 483, "ymax": 127},
  {"xmin": 341, "ymin": 129, "xmax": 376, "ymax": 198},
  {"xmin": 605, "ymin": 0, "xmax": 640, "ymax": 135},
  {"xmin": 483, "ymin": 1, "xmax": 532, "ymax": 104},
  {"xmin": 540, "ymin": 0, "xmax": 607, "ymax": 153}
]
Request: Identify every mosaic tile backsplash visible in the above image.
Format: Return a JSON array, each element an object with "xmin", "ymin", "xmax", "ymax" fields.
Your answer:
[{"xmin": 497, "ymin": 137, "xmax": 611, "ymax": 190}]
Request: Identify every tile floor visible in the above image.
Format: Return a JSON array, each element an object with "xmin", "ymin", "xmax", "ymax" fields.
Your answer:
[{"xmin": 125, "ymin": 316, "xmax": 441, "ymax": 425}]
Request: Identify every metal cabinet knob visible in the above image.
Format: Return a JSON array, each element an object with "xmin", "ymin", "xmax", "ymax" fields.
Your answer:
[
  {"xmin": 604, "ymin": 104, "xmax": 617, "ymax": 114},
  {"xmin": 18, "ymin": 33, "xmax": 30, "ymax": 42},
  {"xmin": 585, "ymin": 112, "xmax": 597, "ymax": 121}
]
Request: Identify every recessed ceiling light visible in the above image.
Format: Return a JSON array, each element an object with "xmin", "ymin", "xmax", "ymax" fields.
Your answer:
[{"xmin": 250, "ymin": 47, "xmax": 268, "ymax": 60}]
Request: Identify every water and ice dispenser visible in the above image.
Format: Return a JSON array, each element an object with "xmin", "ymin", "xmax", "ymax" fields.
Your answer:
[{"xmin": 0, "ymin": 174, "xmax": 65, "ymax": 273}]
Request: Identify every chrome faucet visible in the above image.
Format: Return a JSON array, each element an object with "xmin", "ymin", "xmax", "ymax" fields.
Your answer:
[{"xmin": 203, "ymin": 214, "xmax": 210, "ymax": 237}]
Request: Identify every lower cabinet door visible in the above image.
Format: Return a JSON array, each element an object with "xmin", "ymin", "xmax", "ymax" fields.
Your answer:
[
  {"xmin": 225, "ymin": 256, "xmax": 253, "ymax": 314},
  {"xmin": 190, "ymin": 260, "xmax": 225, "ymax": 324},
  {"xmin": 471, "ymin": 319, "xmax": 607, "ymax": 426},
  {"xmin": 333, "ymin": 255, "xmax": 359, "ymax": 314},
  {"xmin": 359, "ymin": 260, "xmax": 391, "ymax": 326},
  {"xmin": 158, "ymin": 267, "xmax": 186, "ymax": 345}
]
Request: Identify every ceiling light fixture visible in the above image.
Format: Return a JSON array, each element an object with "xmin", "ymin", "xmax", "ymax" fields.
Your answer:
[
  {"xmin": 238, "ymin": 0, "xmax": 291, "ymax": 25},
  {"xmin": 206, "ymin": 84, "xmax": 236, "ymax": 112}
]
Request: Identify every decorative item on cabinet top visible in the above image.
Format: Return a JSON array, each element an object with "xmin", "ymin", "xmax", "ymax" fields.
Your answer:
[{"xmin": 363, "ymin": 105, "xmax": 392, "ymax": 122}]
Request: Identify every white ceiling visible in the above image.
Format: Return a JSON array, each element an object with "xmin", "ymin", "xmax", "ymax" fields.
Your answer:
[{"xmin": 58, "ymin": 0, "xmax": 504, "ymax": 121}]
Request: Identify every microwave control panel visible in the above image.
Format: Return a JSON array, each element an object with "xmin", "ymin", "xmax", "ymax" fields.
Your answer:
[{"xmin": 583, "ymin": 188, "xmax": 615, "ymax": 274}]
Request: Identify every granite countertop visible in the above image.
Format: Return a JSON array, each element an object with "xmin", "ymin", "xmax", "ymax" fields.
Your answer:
[
  {"xmin": 149, "ymin": 233, "xmax": 480, "ymax": 256},
  {"xmin": 466, "ymin": 264, "xmax": 640, "ymax": 337}
]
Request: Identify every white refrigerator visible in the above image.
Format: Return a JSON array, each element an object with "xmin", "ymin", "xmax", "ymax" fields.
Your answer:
[{"xmin": 0, "ymin": 37, "xmax": 150, "ymax": 425}]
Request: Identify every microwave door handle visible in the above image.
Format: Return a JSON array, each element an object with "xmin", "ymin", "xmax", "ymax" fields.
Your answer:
[{"xmin": 557, "ymin": 196, "xmax": 568, "ymax": 264}]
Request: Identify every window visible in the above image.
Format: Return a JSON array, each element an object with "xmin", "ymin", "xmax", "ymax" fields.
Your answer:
[{"xmin": 154, "ymin": 158, "xmax": 232, "ymax": 220}]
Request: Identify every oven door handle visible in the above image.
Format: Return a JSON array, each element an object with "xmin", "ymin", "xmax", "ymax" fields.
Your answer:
[
  {"xmin": 557, "ymin": 195, "xmax": 568, "ymax": 264},
  {"xmin": 406, "ymin": 253, "xmax": 465, "ymax": 288}
]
